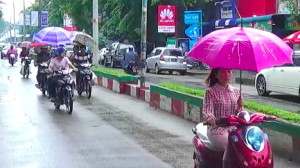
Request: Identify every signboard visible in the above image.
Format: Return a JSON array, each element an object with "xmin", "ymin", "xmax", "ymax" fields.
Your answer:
[
  {"xmin": 177, "ymin": 38, "xmax": 190, "ymax": 54},
  {"xmin": 166, "ymin": 37, "xmax": 177, "ymax": 48},
  {"xmin": 158, "ymin": 5, "xmax": 176, "ymax": 33},
  {"xmin": 31, "ymin": 11, "xmax": 38, "ymax": 27},
  {"xmin": 184, "ymin": 10, "xmax": 202, "ymax": 49},
  {"xmin": 239, "ymin": 20, "xmax": 272, "ymax": 32},
  {"xmin": 25, "ymin": 14, "xmax": 31, "ymax": 26},
  {"xmin": 184, "ymin": 13, "xmax": 200, "ymax": 25},
  {"xmin": 41, "ymin": 11, "xmax": 48, "ymax": 27},
  {"xmin": 221, "ymin": 3, "xmax": 233, "ymax": 19},
  {"xmin": 185, "ymin": 24, "xmax": 200, "ymax": 39},
  {"xmin": 285, "ymin": 15, "xmax": 300, "ymax": 30}
]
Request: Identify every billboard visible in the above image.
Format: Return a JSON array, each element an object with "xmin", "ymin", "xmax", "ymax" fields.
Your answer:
[
  {"xmin": 41, "ymin": 11, "xmax": 48, "ymax": 27},
  {"xmin": 31, "ymin": 11, "xmax": 38, "ymax": 27},
  {"xmin": 158, "ymin": 5, "xmax": 176, "ymax": 33}
]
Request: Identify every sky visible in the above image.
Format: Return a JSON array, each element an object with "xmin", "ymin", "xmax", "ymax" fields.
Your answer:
[{"xmin": 1, "ymin": 0, "xmax": 36, "ymax": 22}]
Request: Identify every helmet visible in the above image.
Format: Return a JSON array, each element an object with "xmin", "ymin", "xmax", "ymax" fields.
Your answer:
[
  {"xmin": 128, "ymin": 46, "xmax": 134, "ymax": 51},
  {"xmin": 55, "ymin": 47, "xmax": 66, "ymax": 56}
]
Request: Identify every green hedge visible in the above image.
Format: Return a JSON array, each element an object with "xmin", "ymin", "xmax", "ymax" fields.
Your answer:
[
  {"xmin": 159, "ymin": 83, "xmax": 300, "ymax": 124},
  {"xmin": 92, "ymin": 67, "xmax": 138, "ymax": 83},
  {"xmin": 92, "ymin": 67, "xmax": 132, "ymax": 77}
]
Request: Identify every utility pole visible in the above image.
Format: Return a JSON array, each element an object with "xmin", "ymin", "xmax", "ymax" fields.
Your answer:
[
  {"xmin": 140, "ymin": 0, "xmax": 148, "ymax": 87},
  {"xmin": 92, "ymin": 0, "xmax": 99, "ymax": 65},
  {"xmin": 39, "ymin": 0, "xmax": 41, "ymax": 28},
  {"xmin": 9, "ymin": 17, "xmax": 12, "ymax": 43},
  {"xmin": 13, "ymin": 0, "xmax": 16, "ymax": 42},
  {"xmin": 23, "ymin": 0, "xmax": 26, "ymax": 41}
]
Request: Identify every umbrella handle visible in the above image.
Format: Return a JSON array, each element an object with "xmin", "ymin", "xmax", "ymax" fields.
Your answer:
[{"xmin": 240, "ymin": 70, "xmax": 242, "ymax": 97}]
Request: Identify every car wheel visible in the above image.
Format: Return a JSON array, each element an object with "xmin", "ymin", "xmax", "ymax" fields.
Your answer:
[
  {"xmin": 180, "ymin": 71, "xmax": 186, "ymax": 76},
  {"xmin": 146, "ymin": 65, "xmax": 150, "ymax": 73},
  {"xmin": 155, "ymin": 64, "xmax": 160, "ymax": 74},
  {"xmin": 256, "ymin": 75, "xmax": 270, "ymax": 96}
]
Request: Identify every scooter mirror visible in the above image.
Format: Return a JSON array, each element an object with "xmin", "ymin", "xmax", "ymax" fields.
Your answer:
[{"xmin": 192, "ymin": 127, "xmax": 197, "ymax": 135}]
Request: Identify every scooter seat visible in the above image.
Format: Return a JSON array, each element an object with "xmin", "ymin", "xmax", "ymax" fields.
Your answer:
[{"xmin": 195, "ymin": 123, "xmax": 224, "ymax": 152}]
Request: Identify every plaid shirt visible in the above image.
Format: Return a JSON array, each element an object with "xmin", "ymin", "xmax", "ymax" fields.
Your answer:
[{"xmin": 203, "ymin": 83, "xmax": 240, "ymax": 121}]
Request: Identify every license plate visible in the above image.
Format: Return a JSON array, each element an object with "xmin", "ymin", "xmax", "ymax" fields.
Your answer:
[{"xmin": 171, "ymin": 59, "xmax": 177, "ymax": 62}]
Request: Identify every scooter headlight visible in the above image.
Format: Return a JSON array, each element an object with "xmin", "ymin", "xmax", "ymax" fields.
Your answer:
[{"xmin": 246, "ymin": 127, "xmax": 264, "ymax": 152}]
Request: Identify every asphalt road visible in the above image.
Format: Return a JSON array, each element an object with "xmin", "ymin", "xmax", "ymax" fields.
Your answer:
[{"xmin": 0, "ymin": 60, "xmax": 299, "ymax": 168}]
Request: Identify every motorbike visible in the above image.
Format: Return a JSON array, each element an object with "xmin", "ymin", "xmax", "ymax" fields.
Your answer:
[
  {"xmin": 8, "ymin": 54, "xmax": 16, "ymax": 66},
  {"xmin": 53, "ymin": 69, "xmax": 75, "ymax": 114},
  {"xmin": 192, "ymin": 111, "xmax": 275, "ymax": 168},
  {"xmin": 124, "ymin": 61, "xmax": 138, "ymax": 75},
  {"xmin": 37, "ymin": 62, "xmax": 50, "ymax": 95},
  {"xmin": 76, "ymin": 63, "xmax": 92, "ymax": 99},
  {"xmin": 21, "ymin": 57, "xmax": 32, "ymax": 78}
]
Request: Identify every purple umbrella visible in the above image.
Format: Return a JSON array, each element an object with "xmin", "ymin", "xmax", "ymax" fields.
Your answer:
[{"xmin": 32, "ymin": 27, "xmax": 73, "ymax": 46}]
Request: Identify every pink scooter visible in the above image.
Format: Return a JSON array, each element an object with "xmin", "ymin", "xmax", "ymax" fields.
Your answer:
[{"xmin": 192, "ymin": 111, "xmax": 276, "ymax": 168}]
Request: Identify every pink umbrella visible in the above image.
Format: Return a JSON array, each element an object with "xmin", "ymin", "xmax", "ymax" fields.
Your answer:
[{"xmin": 187, "ymin": 27, "xmax": 293, "ymax": 73}]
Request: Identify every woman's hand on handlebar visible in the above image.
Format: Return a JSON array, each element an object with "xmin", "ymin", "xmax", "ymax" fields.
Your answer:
[{"xmin": 205, "ymin": 116, "xmax": 216, "ymax": 126}]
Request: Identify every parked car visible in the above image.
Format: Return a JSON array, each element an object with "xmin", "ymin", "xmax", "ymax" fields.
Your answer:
[
  {"xmin": 255, "ymin": 64, "xmax": 300, "ymax": 96},
  {"xmin": 106, "ymin": 42, "xmax": 135, "ymax": 68},
  {"xmin": 146, "ymin": 47, "xmax": 187, "ymax": 75},
  {"xmin": 1, "ymin": 45, "xmax": 11, "ymax": 58},
  {"xmin": 65, "ymin": 45, "xmax": 74, "ymax": 58},
  {"xmin": 98, "ymin": 48, "xmax": 109, "ymax": 65}
]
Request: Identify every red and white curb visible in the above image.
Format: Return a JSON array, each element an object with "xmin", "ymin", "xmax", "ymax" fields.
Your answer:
[
  {"xmin": 97, "ymin": 76, "xmax": 137, "ymax": 93},
  {"xmin": 150, "ymin": 92, "xmax": 201, "ymax": 123}
]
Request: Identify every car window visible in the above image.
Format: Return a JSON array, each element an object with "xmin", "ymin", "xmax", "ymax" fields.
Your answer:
[
  {"xmin": 163, "ymin": 49, "xmax": 183, "ymax": 56},
  {"xmin": 155, "ymin": 49, "xmax": 162, "ymax": 55}
]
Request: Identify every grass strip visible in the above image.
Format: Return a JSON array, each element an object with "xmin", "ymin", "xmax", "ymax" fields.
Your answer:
[{"xmin": 159, "ymin": 83, "xmax": 300, "ymax": 123}]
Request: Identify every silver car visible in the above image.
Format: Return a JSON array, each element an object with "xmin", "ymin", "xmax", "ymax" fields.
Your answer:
[{"xmin": 146, "ymin": 47, "xmax": 187, "ymax": 75}]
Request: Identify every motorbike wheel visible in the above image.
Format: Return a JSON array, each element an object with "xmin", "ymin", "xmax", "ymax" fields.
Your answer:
[
  {"xmin": 55, "ymin": 103, "xmax": 60, "ymax": 110},
  {"xmin": 26, "ymin": 65, "xmax": 30, "ymax": 78},
  {"xmin": 41, "ymin": 76, "xmax": 47, "ymax": 95},
  {"xmin": 23, "ymin": 66, "xmax": 27, "ymax": 78},
  {"xmin": 86, "ymin": 81, "xmax": 92, "ymax": 99},
  {"xmin": 65, "ymin": 91, "xmax": 73, "ymax": 114}
]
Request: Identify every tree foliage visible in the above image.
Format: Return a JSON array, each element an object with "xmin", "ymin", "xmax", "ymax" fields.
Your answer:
[{"xmin": 24, "ymin": 0, "xmax": 215, "ymax": 45}]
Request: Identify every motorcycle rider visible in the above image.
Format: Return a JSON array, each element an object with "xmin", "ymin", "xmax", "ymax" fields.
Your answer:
[
  {"xmin": 48, "ymin": 47, "xmax": 77, "ymax": 102},
  {"xmin": 122, "ymin": 46, "xmax": 137, "ymax": 72},
  {"xmin": 73, "ymin": 45, "xmax": 93, "ymax": 86},
  {"xmin": 203, "ymin": 68, "xmax": 243, "ymax": 167},
  {"xmin": 20, "ymin": 47, "xmax": 29, "ymax": 63},
  {"xmin": 6, "ymin": 45, "xmax": 18, "ymax": 64},
  {"xmin": 69, "ymin": 45, "xmax": 80, "ymax": 63},
  {"xmin": 35, "ymin": 46, "xmax": 51, "ymax": 88}
]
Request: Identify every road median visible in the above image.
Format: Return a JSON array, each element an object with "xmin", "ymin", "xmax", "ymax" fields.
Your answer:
[{"xmin": 92, "ymin": 68, "xmax": 300, "ymax": 162}]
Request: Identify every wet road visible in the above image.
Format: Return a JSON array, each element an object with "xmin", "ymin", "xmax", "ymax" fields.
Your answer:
[{"xmin": 0, "ymin": 60, "xmax": 299, "ymax": 168}]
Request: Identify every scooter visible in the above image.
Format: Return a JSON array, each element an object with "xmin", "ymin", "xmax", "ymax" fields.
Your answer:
[
  {"xmin": 8, "ymin": 54, "xmax": 16, "ymax": 66},
  {"xmin": 76, "ymin": 63, "xmax": 92, "ymax": 99},
  {"xmin": 124, "ymin": 61, "xmax": 138, "ymax": 75},
  {"xmin": 37, "ymin": 62, "xmax": 50, "ymax": 95},
  {"xmin": 53, "ymin": 69, "xmax": 75, "ymax": 114},
  {"xmin": 192, "ymin": 111, "xmax": 275, "ymax": 168},
  {"xmin": 21, "ymin": 57, "xmax": 32, "ymax": 78}
]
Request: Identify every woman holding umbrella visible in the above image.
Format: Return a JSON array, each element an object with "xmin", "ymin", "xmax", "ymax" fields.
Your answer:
[
  {"xmin": 203, "ymin": 68, "xmax": 243, "ymax": 166},
  {"xmin": 187, "ymin": 26, "xmax": 294, "ymax": 167}
]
